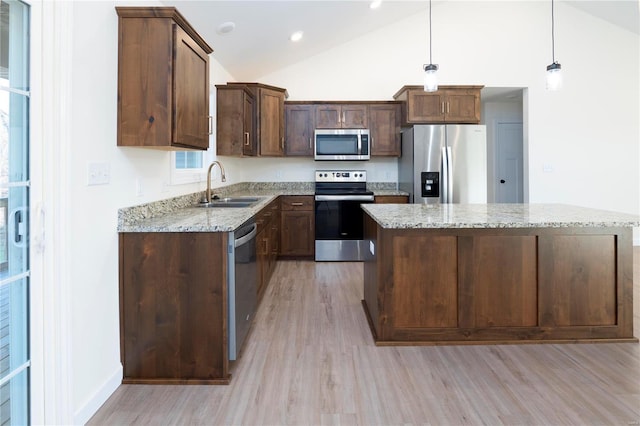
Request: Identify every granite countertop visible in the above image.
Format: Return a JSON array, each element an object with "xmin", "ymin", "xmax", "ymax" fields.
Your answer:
[
  {"xmin": 118, "ymin": 181, "xmax": 406, "ymax": 233},
  {"xmin": 362, "ymin": 203, "xmax": 640, "ymax": 229}
]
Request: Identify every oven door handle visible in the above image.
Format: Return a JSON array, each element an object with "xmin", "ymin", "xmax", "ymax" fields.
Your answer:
[{"xmin": 314, "ymin": 195, "xmax": 375, "ymax": 202}]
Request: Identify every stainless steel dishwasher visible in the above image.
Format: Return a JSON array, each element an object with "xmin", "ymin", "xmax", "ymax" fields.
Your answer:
[{"xmin": 228, "ymin": 219, "xmax": 257, "ymax": 361}]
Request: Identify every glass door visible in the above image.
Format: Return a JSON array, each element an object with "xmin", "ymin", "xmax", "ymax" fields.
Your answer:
[{"xmin": 0, "ymin": 0, "xmax": 31, "ymax": 424}]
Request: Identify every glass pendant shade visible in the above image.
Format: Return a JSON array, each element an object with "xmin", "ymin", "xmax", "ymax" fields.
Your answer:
[
  {"xmin": 423, "ymin": 64, "xmax": 439, "ymax": 92},
  {"xmin": 546, "ymin": 62, "xmax": 562, "ymax": 91}
]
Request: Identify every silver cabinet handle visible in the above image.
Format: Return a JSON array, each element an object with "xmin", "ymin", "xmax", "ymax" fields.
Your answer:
[
  {"xmin": 447, "ymin": 102, "xmax": 450, "ymax": 114},
  {"xmin": 309, "ymin": 137, "xmax": 312, "ymax": 149},
  {"xmin": 291, "ymin": 202, "xmax": 304, "ymax": 206},
  {"xmin": 244, "ymin": 132, "xmax": 250, "ymax": 146},
  {"xmin": 441, "ymin": 102, "xmax": 445, "ymax": 114},
  {"xmin": 208, "ymin": 116, "xmax": 213, "ymax": 135}
]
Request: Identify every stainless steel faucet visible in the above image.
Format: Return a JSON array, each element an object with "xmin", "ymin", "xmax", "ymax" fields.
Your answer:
[{"xmin": 205, "ymin": 161, "xmax": 226, "ymax": 203}]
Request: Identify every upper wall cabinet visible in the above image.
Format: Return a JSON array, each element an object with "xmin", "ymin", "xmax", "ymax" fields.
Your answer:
[
  {"xmin": 218, "ymin": 83, "xmax": 288, "ymax": 157},
  {"xmin": 284, "ymin": 101, "xmax": 401, "ymax": 158},
  {"xmin": 116, "ymin": 7, "xmax": 213, "ymax": 150},
  {"xmin": 284, "ymin": 103, "xmax": 315, "ymax": 156},
  {"xmin": 216, "ymin": 85, "xmax": 256, "ymax": 156},
  {"xmin": 315, "ymin": 104, "xmax": 368, "ymax": 129},
  {"xmin": 393, "ymin": 86, "xmax": 483, "ymax": 125}
]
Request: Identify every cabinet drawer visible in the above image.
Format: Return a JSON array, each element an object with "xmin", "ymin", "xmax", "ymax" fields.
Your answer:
[{"xmin": 281, "ymin": 195, "xmax": 314, "ymax": 211}]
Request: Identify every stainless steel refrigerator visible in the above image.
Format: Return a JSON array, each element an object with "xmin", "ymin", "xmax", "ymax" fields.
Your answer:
[{"xmin": 398, "ymin": 125, "xmax": 487, "ymax": 204}]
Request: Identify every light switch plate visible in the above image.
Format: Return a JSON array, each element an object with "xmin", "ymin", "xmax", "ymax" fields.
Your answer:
[{"xmin": 87, "ymin": 162, "xmax": 110, "ymax": 185}]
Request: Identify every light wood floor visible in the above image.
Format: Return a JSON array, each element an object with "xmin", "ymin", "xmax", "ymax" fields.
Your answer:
[{"xmin": 89, "ymin": 248, "xmax": 640, "ymax": 425}]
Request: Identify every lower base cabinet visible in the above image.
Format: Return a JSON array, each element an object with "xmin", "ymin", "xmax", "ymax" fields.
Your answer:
[
  {"xmin": 374, "ymin": 195, "xmax": 409, "ymax": 204},
  {"xmin": 280, "ymin": 196, "xmax": 314, "ymax": 257},
  {"xmin": 119, "ymin": 232, "xmax": 230, "ymax": 384},
  {"xmin": 257, "ymin": 198, "xmax": 280, "ymax": 299}
]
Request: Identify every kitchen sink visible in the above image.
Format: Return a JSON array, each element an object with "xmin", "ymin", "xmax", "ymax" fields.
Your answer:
[{"xmin": 195, "ymin": 196, "xmax": 264, "ymax": 208}]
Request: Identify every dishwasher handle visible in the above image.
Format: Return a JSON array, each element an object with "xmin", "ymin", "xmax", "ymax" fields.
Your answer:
[{"xmin": 235, "ymin": 223, "xmax": 257, "ymax": 248}]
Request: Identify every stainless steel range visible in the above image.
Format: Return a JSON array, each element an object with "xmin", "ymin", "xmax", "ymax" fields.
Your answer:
[{"xmin": 314, "ymin": 170, "xmax": 374, "ymax": 261}]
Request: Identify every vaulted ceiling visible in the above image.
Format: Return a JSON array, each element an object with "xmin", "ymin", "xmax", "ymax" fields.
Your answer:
[{"xmin": 163, "ymin": 1, "xmax": 639, "ymax": 81}]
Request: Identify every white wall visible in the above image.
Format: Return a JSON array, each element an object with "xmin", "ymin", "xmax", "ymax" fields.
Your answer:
[
  {"xmin": 57, "ymin": 1, "xmax": 639, "ymax": 423},
  {"xmin": 256, "ymin": 1, "xmax": 640, "ymax": 219},
  {"xmin": 67, "ymin": 1, "xmax": 237, "ymax": 422}
]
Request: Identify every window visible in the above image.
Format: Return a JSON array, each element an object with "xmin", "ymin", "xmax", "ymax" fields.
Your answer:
[
  {"xmin": 175, "ymin": 151, "xmax": 203, "ymax": 170},
  {"xmin": 170, "ymin": 150, "xmax": 211, "ymax": 185},
  {"xmin": 0, "ymin": 0, "xmax": 31, "ymax": 424}
]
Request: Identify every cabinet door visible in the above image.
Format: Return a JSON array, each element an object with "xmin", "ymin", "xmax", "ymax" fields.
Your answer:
[
  {"xmin": 285, "ymin": 104, "xmax": 314, "ymax": 156},
  {"xmin": 258, "ymin": 88, "xmax": 285, "ymax": 156},
  {"xmin": 173, "ymin": 25, "xmax": 210, "ymax": 150},
  {"xmin": 342, "ymin": 104, "xmax": 368, "ymax": 128},
  {"xmin": 407, "ymin": 91, "xmax": 445, "ymax": 123},
  {"xmin": 280, "ymin": 211, "xmax": 314, "ymax": 256},
  {"xmin": 242, "ymin": 93, "xmax": 257, "ymax": 156},
  {"xmin": 315, "ymin": 105, "xmax": 342, "ymax": 129},
  {"xmin": 369, "ymin": 104, "xmax": 400, "ymax": 156},
  {"xmin": 216, "ymin": 88, "xmax": 247, "ymax": 156},
  {"xmin": 445, "ymin": 89, "xmax": 481, "ymax": 123}
]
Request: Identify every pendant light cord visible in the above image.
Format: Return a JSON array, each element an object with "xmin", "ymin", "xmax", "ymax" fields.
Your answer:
[
  {"xmin": 429, "ymin": 0, "xmax": 433, "ymax": 64},
  {"xmin": 551, "ymin": 0, "xmax": 556, "ymax": 63}
]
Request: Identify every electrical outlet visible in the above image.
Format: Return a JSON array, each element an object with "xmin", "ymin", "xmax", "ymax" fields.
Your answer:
[{"xmin": 136, "ymin": 179, "xmax": 143, "ymax": 197}]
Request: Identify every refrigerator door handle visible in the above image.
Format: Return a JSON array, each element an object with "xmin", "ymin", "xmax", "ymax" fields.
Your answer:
[
  {"xmin": 441, "ymin": 146, "xmax": 453, "ymax": 203},
  {"xmin": 441, "ymin": 146, "xmax": 448, "ymax": 203},
  {"xmin": 446, "ymin": 146, "xmax": 453, "ymax": 203}
]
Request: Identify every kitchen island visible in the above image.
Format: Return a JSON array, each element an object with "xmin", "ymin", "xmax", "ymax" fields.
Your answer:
[{"xmin": 361, "ymin": 203, "xmax": 639, "ymax": 345}]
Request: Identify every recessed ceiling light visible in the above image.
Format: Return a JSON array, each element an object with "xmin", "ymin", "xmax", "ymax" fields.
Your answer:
[
  {"xmin": 370, "ymin": 1, "xmax": 382, "ymax": 9},
  {"xmin": 290, "ymin": 31, "xmax": 304, "ymax": 42},
  {"xmin": 217, "ymin": 21, "xmax": 236, "ymax": 35}
]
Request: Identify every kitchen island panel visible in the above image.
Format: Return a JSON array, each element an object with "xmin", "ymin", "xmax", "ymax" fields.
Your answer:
[
  {"xmin": 392, "ymin": 234, "xmax": 457, "ymax": 328},
  {"xmin": 362, "ymin": 214, "xmax": 637, "ymax": 344},
  {"xmin": 539, "ymin": 234, "xmax": 617, "ymax": 327},
  {"xmin": 458, "ymin": 235, "xmax": 537, "ymax": 328}
]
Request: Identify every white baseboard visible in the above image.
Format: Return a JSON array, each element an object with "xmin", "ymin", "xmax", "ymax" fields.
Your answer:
[{"xmin": 74, "ymin": 363, "xmax": 122, "ymax": 425}]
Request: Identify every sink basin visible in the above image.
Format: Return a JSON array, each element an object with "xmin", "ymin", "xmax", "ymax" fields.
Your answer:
[{"xmin": 195, "ymin": 196, "xmax": 264, "ymax": 208}]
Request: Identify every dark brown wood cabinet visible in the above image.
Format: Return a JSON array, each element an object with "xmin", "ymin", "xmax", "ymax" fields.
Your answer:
[
  {"xmin": 119, "ymin": 232, "xmax": 229, "ymax": 384},
  {"xmin": 284, "ymin": 104, "xmax": 315, "ymax": 156},
  {"xmin": 369, "ymin": 103, "xmax": 402, "ymax": 157},
  {"xmin": 116, "ymin": 7, "xmax": 213, "ymax": 150},
  {"xmin": 315, "ymin": 104, "xmax": 368, "ymax": 129},
  {"xmin": 256, "ymin": 198, "xmax": 280, "ymax": 298},
  {"xmin": 280, "ymin": 196, "xmax": 315, "ymax": 257},
  {"xmin": 393, "ymin": 85, "xmax": 482, "ymax": 124},
  {"xmin": 218, "ymin": 83, "xmax": 288, "ymax": 157},
  {"xmin": 216, "ymin": 85, "xmax": 256, "ymax": 156},
  {"xmin": 363, "ymin": 220, "xmax": 635, "ymax": 344},
  {"xmin": 284, "ymin": 101, "xmax": 400, "ymax": 157},
  {"xmin": 374, "ymin": 195, "xmax": 409, "ymax": 204}
]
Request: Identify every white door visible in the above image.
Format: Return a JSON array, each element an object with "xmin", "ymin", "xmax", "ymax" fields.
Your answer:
[{"xmin": 495, "ymin": 122, "xmax": 523, "ymax": 203}]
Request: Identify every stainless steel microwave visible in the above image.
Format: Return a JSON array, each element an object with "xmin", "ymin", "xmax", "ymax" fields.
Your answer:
[{"xmin": 314, "ymin": 129, "xmax": 370, "ymax": 161}]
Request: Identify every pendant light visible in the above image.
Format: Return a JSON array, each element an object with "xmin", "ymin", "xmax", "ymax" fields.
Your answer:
[
  {"xmin": 546, "ymin": 0, "xmax": 562, "ymax": 90},
  {"xmin": 423, "ymin": 0, "xmax": 438, "ymax": 92}
]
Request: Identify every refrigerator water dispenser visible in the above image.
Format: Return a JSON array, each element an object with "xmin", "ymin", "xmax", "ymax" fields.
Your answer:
[{"xmin": 421, "ymin": 172, "xmax": 439, "ymax": 198}]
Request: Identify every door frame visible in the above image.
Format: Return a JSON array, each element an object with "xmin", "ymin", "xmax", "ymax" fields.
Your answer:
[{"xmin": 29, "ymin": 1, "xmax": 74, "ymax": 424}]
